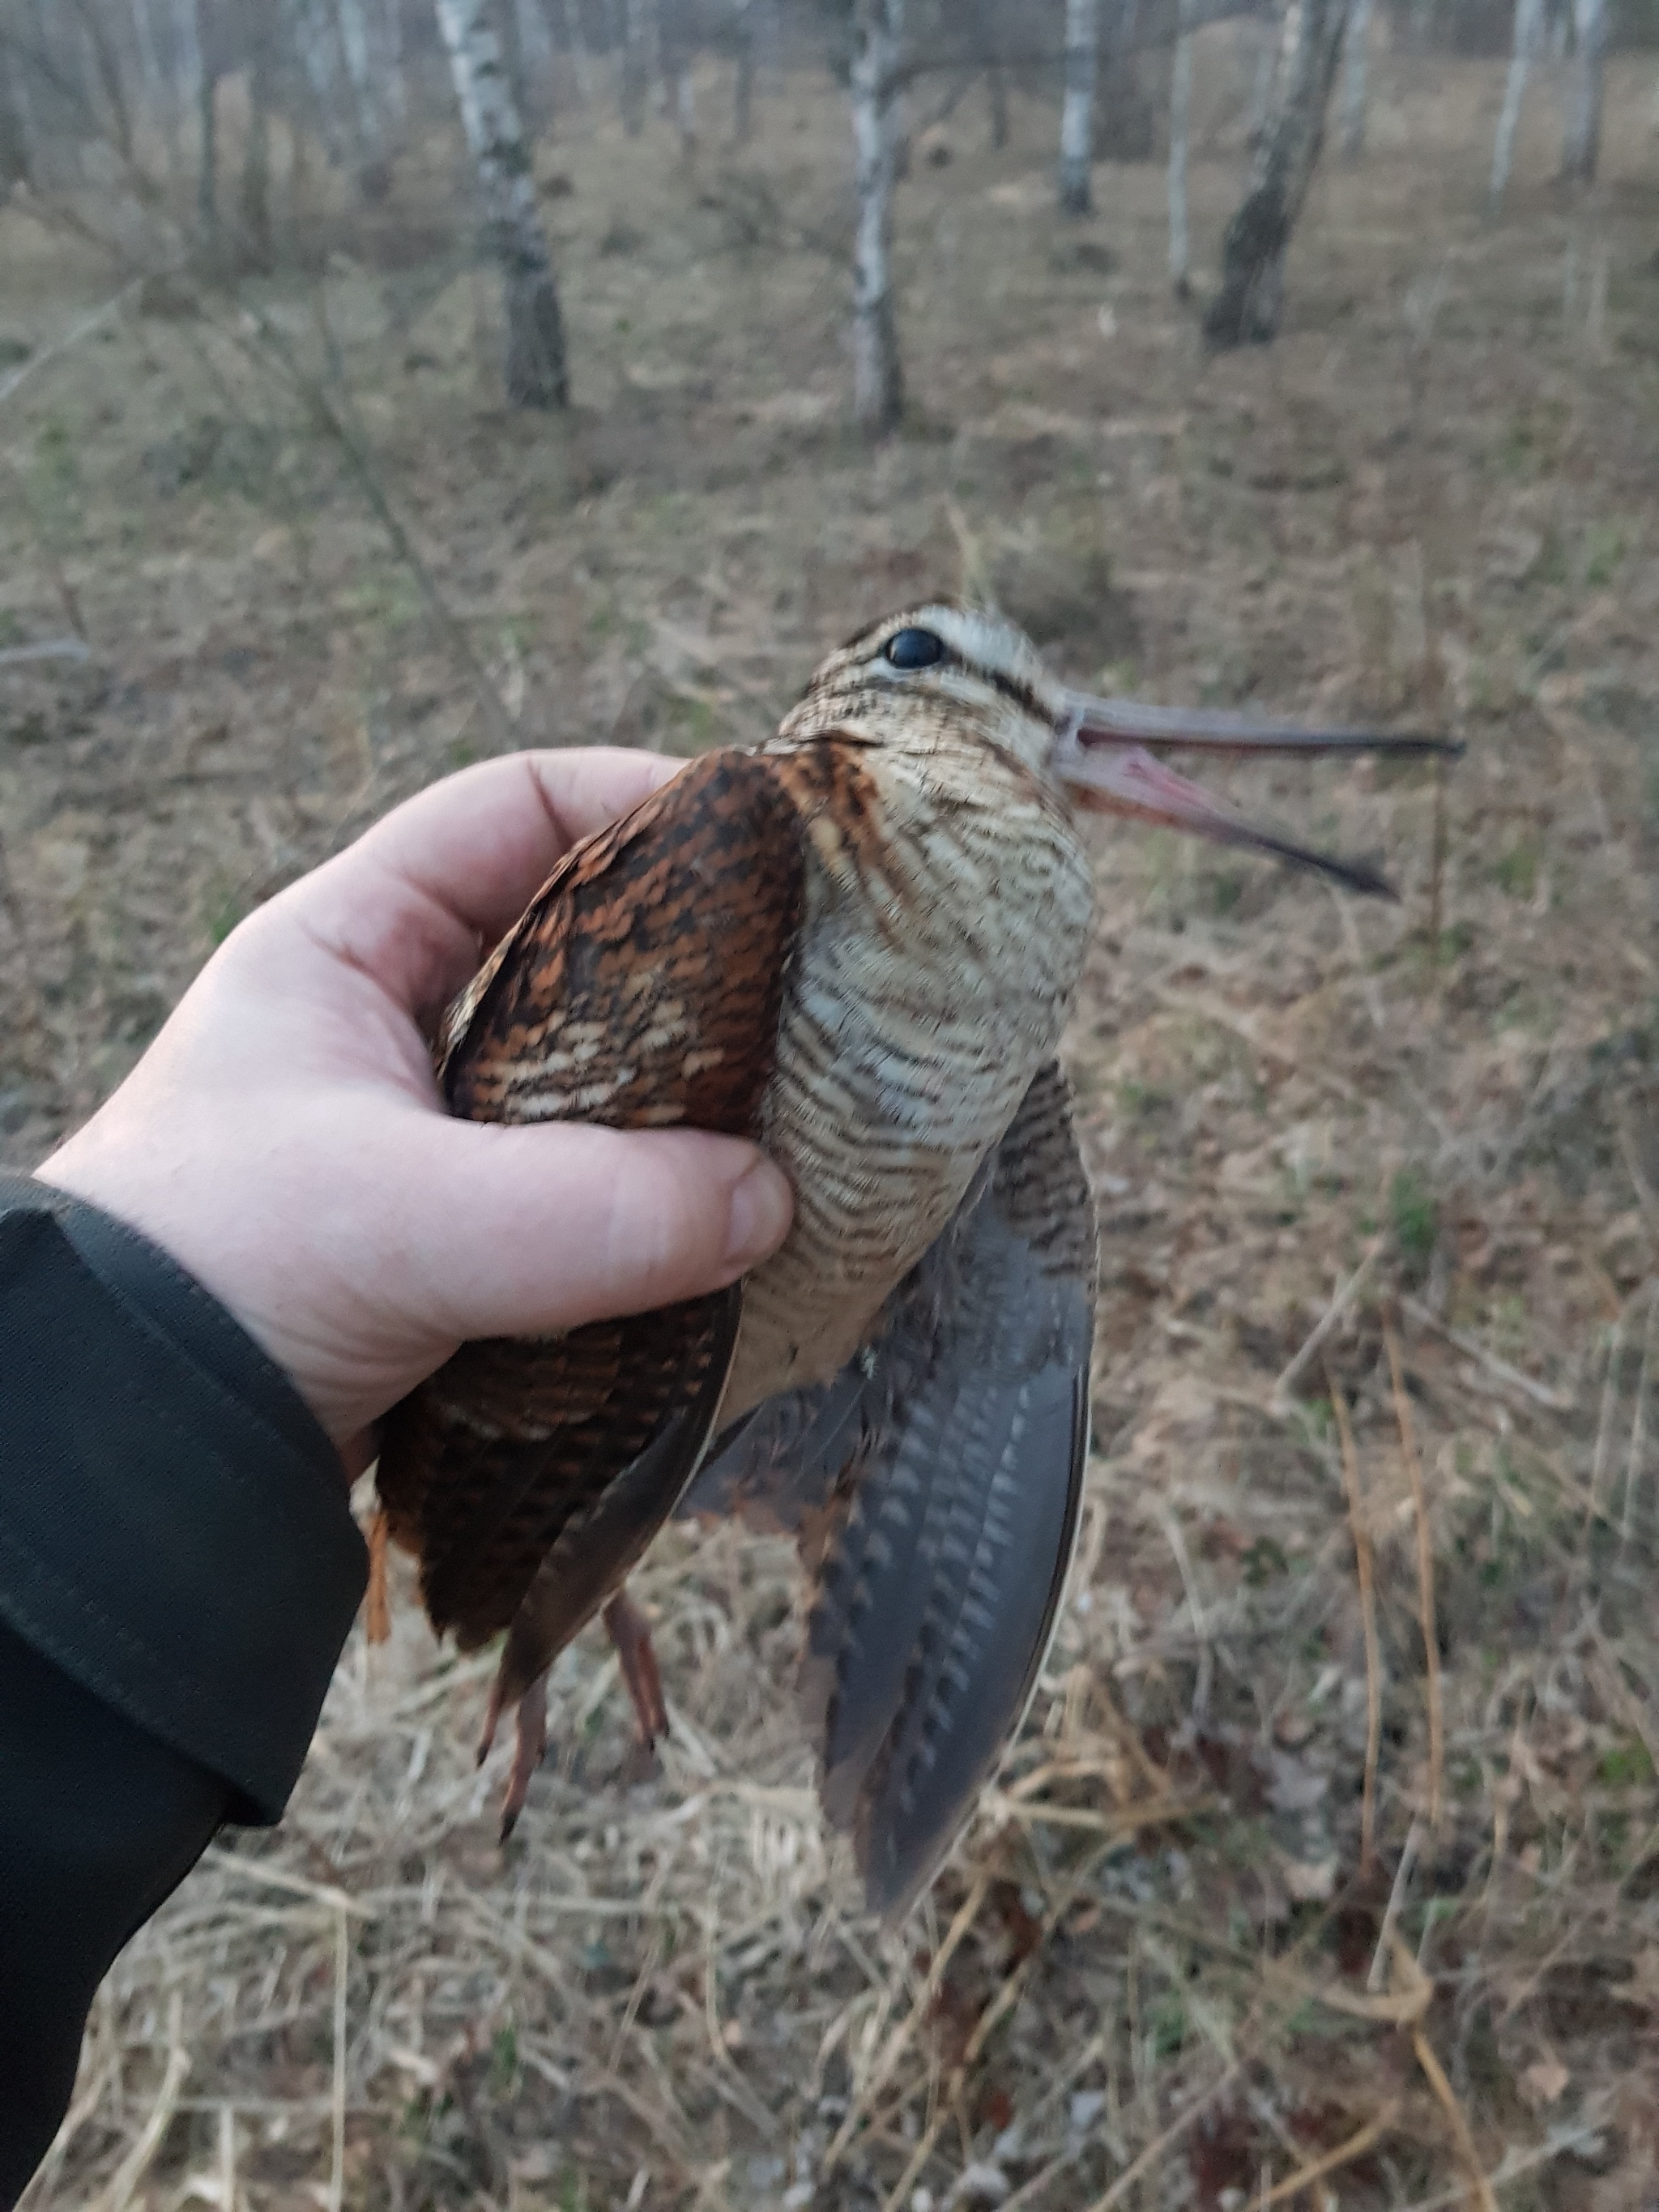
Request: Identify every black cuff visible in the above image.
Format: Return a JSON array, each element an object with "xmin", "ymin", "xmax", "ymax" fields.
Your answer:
[{"xmin": 0, "ymin": 1174, "xmax": 366, "ymax": 1824}]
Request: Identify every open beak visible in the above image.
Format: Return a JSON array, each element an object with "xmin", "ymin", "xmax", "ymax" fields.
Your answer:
[{"xmin": 1051, "ymin": 693, "xmax": 1465, "ymax": 900}]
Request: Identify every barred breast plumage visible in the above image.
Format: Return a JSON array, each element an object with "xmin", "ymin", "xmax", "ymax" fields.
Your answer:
[{"xmin": 723, "ymin": 726, "xmax": 1094, "ymax": 1422}]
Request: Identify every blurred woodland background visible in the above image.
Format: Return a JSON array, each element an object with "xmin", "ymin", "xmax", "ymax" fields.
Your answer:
[{"xmin": 5, "ymin": 0, "xmax": 1659, "ymax": 2206}]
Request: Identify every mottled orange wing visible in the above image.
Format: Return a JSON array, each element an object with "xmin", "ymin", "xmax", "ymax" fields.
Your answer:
[{"xmin": 377, "ymin": 749, "xmax": 807, "ymax": 1657}]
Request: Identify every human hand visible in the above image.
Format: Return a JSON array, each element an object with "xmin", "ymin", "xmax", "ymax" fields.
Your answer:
[{"xmin": 36, "ymin": 750, "xmax": 795, "ymax": 1472}]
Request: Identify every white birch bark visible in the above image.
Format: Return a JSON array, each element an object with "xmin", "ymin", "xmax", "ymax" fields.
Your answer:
[
  {"xmin": 337, "ymin": 0, "xmax": 389, "ymax": 186},
  {"xmin": 1203, "ymin": 0, "xmax": 1348, "ymax": 346},
  {"xmin": 239, "ymin": 15, "xmax": 275, "ymax": 263},
  {"xmin": 0, "ymin": 42, "xmax": 32, "ymax": 192},
  {"xmin": 516, "ymin": 0, "xmax": 552, "ymax": 86},
  {"xmin": 1340, "ymin": 0, "xmax": 1370, "ymax": 156},
  {"xmin": 381, "ymin": 0, "xmax": 407, "ymax": 122},
  {"xmin": 1168, "ymin": 0, "xmax": 1194, "ymax": 292},
  {"xmin": 661, "ymin": 0, "xmax": 695, "ymax": 162},
  {"xmin": 851, "ymin": 0, "xmax": 906, "ymax": 435},
  {"xmin": 171, "ymin": 0, "xmax": 203, "ymax": 113},
  {"xmin": 1490, "ymin": 0, "xmax": 1544, "ymax": 205},
  {"xmin": 621, "ymin": 0, "xmax": 647, "ymax": 132},
  {"xmin": 130, "ymin": 0, "xmax": 164, "ymax": 111},
  {"xmin": 560, "ymin": 0, "xmax": 594, "ymax": 105},
  {"xmin": 70, "ymin": 0, "xmax": 135, "ymax": 162},
  {"xmin": 755, "ymin": 0, "xmax": 780, "ymax": 79},
  {"xmin": 290, "ymin": 0, "xmax": 351, "ymax": 166},
  {"xmin": 1561, "ymin": 0, "xmax": 1605, "ymax": 181},
  {"xmin": 194, "ymin": 0, "xmax": 217, "ymax": 235},
  {"xmin": 732, "ymin": 0, "xmax": 755, "ymax": 143},
  {"xmin": 1247, "ymin": 8, "xmax": 1277, "ymax": 140},
  {"xmin": 1058, "ymin": 0, "xmax": 1097, "ymax": 214},
  {"xmin": 434, "ymin": 0, "xmax": 569, "ymax": 408}
]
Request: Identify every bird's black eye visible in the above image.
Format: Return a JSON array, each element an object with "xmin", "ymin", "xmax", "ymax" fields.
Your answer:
[{"xmin": 885, "ymin": 627, "xmax": 946, "ymax": 671}]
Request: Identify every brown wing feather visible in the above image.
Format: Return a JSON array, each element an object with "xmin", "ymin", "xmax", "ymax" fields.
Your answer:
[{"xmin": 377, "ymin": 749, "xmax": 807, "ymax": 1655}]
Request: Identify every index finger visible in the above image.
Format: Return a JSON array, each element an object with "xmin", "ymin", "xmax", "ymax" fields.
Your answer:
[
  {"xmin": 283, "ymin": 749, "xmax": 685, "ymax": 1016},
  {"xmin": 356, "ymin": 748, "xmax": 684, "ymax": 941}
]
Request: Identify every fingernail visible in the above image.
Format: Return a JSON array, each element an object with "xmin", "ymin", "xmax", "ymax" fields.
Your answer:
[{"xmin": 724, "ymin": 1158, "xmax": 792, "ymax": 1269}]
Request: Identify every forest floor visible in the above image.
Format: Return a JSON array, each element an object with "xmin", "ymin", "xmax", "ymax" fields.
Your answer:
[{"xmin": 5, "ymin": 28, "xmax": 1659, "ymax": 2212}]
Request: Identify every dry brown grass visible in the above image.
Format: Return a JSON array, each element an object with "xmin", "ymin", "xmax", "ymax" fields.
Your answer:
[{"xmin": 4, "ymin": 25, "xmax": 1659, "ymax": 2210}]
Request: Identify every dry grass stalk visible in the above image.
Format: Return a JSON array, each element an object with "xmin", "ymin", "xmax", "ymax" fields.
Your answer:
[
  {"xmin": 327, "ymin": 1907, "xmax": 348, "ymax": 2212},
  {"xmin": 1410, "ymin": 2026, "xmax": 1498, "ymax": 2212},
  {"xmin": 1401, "ymin": 1296, "xmax": 1575, "ymax": 1411},
  {"xmin": 825, "ymin": 1872, "xmax": 991, "ymax": 2171},
  {"xmin": 1079, "ymin": 2059, "xmax": 1247, "ymax": 2212},
  {"xmin": 1256, "ymin": 2099, "xmax": 1401, "ymax": 2206},
  {"xmin": 1614, "ymin": 1112, "xmax": 1659, "ymax": 1251},
  {"xmin": 1327, "ymin": 1360, "xmax": 1382, "ymax": 1872},
  {"xmin": 1367, "ymin": 1817, "xmax": 1424, "ymax": 1994},
  {"xmin": 1386, "ymin": 1320, "xmax": 1444, "ymax": 1833},
  {"xmin": 1619, "ymin": 1279, "xmax": 1658, "ymax": 1558},
  {"xmin": 1273, "ymin": 1244, "xmax": 1380, "ymax": 1410},
  {"xmin": 0, "ymin": 275, "xmax": 143, "ymax": 412},
  {"xmin": 87, "ymin": 1991, "xmax": 188, "ymax": 2212},
  {"xmin": 1271, "ymin": 1926, "xmax": 1431, "ymax": 2029}
]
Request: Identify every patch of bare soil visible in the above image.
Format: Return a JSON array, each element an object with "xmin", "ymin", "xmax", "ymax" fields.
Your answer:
[{"xmin": 7, "ymin": 36, "xmax": 1659, "ymax": 2212}]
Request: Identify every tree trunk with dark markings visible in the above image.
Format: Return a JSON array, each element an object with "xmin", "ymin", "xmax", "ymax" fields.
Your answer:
[{"xmin": 1203, "ymin": 0, "xmax": 1347, "ymax": 348}]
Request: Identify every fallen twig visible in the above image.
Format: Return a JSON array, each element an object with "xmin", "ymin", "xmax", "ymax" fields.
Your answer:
[
  {"xmin": 1402, "ymin": 1297, "xmax": 1575, "ymax": 1413},
  {"xmin": 1257, "ymin": 2099, "xmax": 1401, "ymax": 2206},
  {"xmin": 1328, "ymin": 1363, "xmax": 1382, "ymax": 1872},
  {"xmin": 0, "ymin": 638, "xmax": 92, "ymax": 668},
  {"xmin": 1272, "ymin": 1245, "xmax": 1380, "ymax": 1411},
  {"xmin": 1387, "ymin": 1322, "xmax": 1444, "ymax": 1832},
  {"xmin": 0, "ymin": 276, "xmax": 143, "ymax": 412}
]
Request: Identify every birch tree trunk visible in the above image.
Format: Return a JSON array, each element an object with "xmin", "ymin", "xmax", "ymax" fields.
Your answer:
[
  {"xmin": 516, "ymin": 0, "xmax": 553, "ymax": 101},
  {"xmin": 130, "ymin": 0, "xmax": 164, "ymax": 117},
  {"xmin": 1340, "ymin": 0, "xmax": 1370, "ymax": 156},
  {"xmin": 1490, "ymin": 0, "xmax": 1544, "ymax": 205},
  {"xmin": 660, "ymin": 0, "xmax": 696, "ymax": 163},
  {"xmin": 384, "ymin": 0, "xmax": 407, "ymax": 119},
  {"xmin": 435, "ymin": 0, "xmax": 569, "ymax": 407},
  {"xmin": 239, "ymin": 15, "xmax": 275, "ymax": 265},
  {"xmin": 561, "ymin": 0, "xmax": 595, "ymax": 105},
  {"xmin": 172, "ymin": 0, "xmax": 203, "ymax": 144},
  {"xmin": 972, "ymin": 0, "xmax": 1008, "ymax": 147},
  {"xmin": 1246, "ymin": 9, "xmax": 1277, "ymax": 141},
  {"xmin": 620, "ymin": 0, "xmax": 647, "ymax": 132},
  {"xmin": 851, "ymin": 0, "xmax": 906, "ymax": 437},
  {"xmin": 194, "ymin": 0, "xmax": 219, "ymax": 238},
  {"xmin": 1202, "ymin": 0, "xmax": 1347, "ymax": 347},
  {"xmin": 338, "ymin": 0, "xmax": 390, "ymax": 193},
  {"xmin": 290, "ymin": 0, "xmax": 343, "ymax": 164},
  {"xmin": 1168, "ymin": 0, "xmax": 1194, "ymax": 293},
  {"xmin": 69, "ymin": 0, "xmax": 135, "ymax": 162},
  {"xmin": 0, "ymin": 47, "xmax": 31, "ymax": 194},
  {"xmin": 1058, "ymin": 0, "xmax": 1098, "ymax": 214},
  {"xmin": 731, "ymin": 0, "xmax": 755, "ymax": 143},
  {"xmin": 1561, "ymin": 0, "xmax": 1605, "ymax": 181}
]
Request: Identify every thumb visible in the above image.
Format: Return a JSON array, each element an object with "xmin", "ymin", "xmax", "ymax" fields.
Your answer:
[{"xmin": 407, "ymin": 1119, "xmax": 794, "ymax": 1339}]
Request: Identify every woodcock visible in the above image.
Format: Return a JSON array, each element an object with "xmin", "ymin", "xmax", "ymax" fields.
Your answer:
[{"xmin": 375, "ymin": 603, "xmax": 1457, "ymax": 1917}]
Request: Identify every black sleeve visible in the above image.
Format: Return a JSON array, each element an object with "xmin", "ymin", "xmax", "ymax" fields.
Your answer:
[{"xmin": 0, "ymin": 1175, "xmax": 367, "ymax": 2208}]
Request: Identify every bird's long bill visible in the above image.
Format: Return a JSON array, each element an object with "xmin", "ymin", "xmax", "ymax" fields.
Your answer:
[{"xmin": 1052, "ymin": 694, "xmax": 1465, "ymax": 900}]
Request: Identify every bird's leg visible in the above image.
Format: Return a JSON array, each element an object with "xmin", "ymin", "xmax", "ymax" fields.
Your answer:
[
  {"xmin": 479, "ymin": 1666, "xmax": 550, "ymax": 1843},
  {"xmin": 603, "ymin": 1591, "xmax": 670, "ymax": 1746}
]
